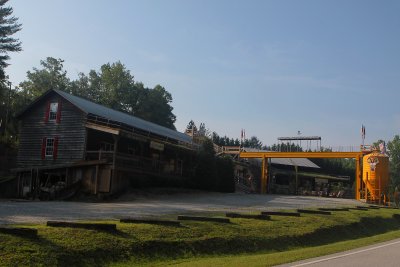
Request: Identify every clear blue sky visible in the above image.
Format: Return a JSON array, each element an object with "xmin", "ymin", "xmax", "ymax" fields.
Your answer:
[{"xmin": 7, "ymin": 0, "xmax": 400, "ymax": 148}]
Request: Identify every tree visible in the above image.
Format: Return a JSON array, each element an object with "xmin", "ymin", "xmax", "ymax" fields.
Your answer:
[
  {"xmin": 134, "ymin": 84, "xmax": 176, "ymax": 129},
  {"xmin": 18, "ymin": 58, "xmax": 178, "ymax": 129},
  {"xmin": 212, "ymin": 132, "xmax": 220, "ymax": 145},
  {"xmin": 68, "ymin": 61, "xmax": 136, "ymax": 113},
  {"xmin": 0, "ymin": 0, "xmax": 21, "ymax": 140},
  {"xmin": 198, "ymin": 123, "xmax": 206, "ymax": 136},
  {"xmin": 192, "ymin": 137, "xmax": 234, "ymax": 192},
  {"xmin": 75, "ymin": 63, "xmax": 177, "ymax": 129},
  {"xmin": 19, "ymin": 57, "xmax": 70, "ymax": 100},
  {"xmin": 69, "ymin": 71, "xmax": 101, "ymax": 103},
  {"xmin": 193, "ymin": 138, "xmax": 217, "ymax": 190},
  {"xmin": 186, "ymin": 120, "xmax": 198, "ymax": 135},
  {"xmin": 244, "ymin": 136, "xmax": 263, "ymax": 149},
  {"xmin": 97, "ymin": 61, "xmax": 136, "ymax": 112},
  {"xmin": 372, "ymin": 139, "xmax": 385, "ymax": 151},
  {"xmin": 0, "ymin": 0, "xmax": 22, "ymax": 80},
  {"xmin": 234, "ymin": 138, "xmax": 240, "ymax": 146},
  {"xmin": 388, "ymin": 135, "xmax": 400, "ymax": 187},
  {"xmin": 215, "ymin": 155, "xmax": 235, "ymax": 192}
]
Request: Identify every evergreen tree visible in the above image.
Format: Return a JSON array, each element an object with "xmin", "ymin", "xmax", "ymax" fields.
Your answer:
[
  {"xmin": 0, "ymin": 0, "xmax": 22, "ymax": 80},
  {"xmin": 186, "ymin": 120, "xmax": 198, "ymax": 135}
]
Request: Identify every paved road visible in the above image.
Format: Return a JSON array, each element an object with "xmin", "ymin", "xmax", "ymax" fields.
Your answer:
[
  {"xmin": 280, "ymin": 238, "xmax": 400, "ymax": 267},
  {"xmin": 0, "ymin": 192, "xmax": 361, "ymax": 224}
]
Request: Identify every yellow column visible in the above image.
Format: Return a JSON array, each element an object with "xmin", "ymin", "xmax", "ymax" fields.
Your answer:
[
  {"xmin": 261, "ymin": 157, "xmax": 268, "ymax": 194},
  {"xmin": 355, "ymin": 156, "xmax": 360, "ymax": 200}
]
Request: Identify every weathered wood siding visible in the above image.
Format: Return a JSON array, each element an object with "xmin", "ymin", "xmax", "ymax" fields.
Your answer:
[{"xmin": 17, "ymin": 92, "xmax": 87, "ymax": 168}]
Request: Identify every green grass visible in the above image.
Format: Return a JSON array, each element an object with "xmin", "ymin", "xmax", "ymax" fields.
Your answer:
[
  {"xmin": 1, "ymin": 208, "xmax": 400, "ymax": 267},
  {"xmin": 152, "ymin": 230, "xmax": 400, "ymax": 267}
]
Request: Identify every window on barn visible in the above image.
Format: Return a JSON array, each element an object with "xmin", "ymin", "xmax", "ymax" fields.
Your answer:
[
  {"xmin": 49, "ymin": 102, "xmax": 58, "ymax": 121},
  {"xmin": 45, "ymin": 101, "xmax": 61, "ymax": 123},
  {"xmin": 45, "ymin": 138, "xmax": 55, "ymax": 157},
  {"xmin": 128, "ymin": 144, "xmax": 135, "ymax": 155},
  {"xmin": 100, "ymin": 142, "xmax": 114, "ymax": 151},
  {"xmin": 41, "ymin": 137, "xmax": 59, "ymax": 159}
]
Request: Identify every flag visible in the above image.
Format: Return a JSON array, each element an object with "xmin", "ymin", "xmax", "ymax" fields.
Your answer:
[{"xmin": 379, "ymin": 142, "xmax": 386, "ymax": 154}]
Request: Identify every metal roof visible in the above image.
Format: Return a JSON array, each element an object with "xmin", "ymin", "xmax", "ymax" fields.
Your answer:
[
  {"xmin": 243, "ymin": 148, "xmax": 320, "ymax": 168},
  {"xmin": 269, "ymin": 158, "xmax": 320, "ymax": 168},
  {"xmin": 54, "ymin": 90, "xmax": 193, "ymax": 144},
  {"xmin": 278, "ymin": 136, "xmax": 321, "ymax": 141},
  {"xmin": 272, "ymin": 169, "xmax": 349, "ymax": 180}
]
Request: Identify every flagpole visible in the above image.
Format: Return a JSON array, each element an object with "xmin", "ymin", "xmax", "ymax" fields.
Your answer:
[{"xmin": 361, "ymin": 125, "xmax": 365, "ymax": 149}]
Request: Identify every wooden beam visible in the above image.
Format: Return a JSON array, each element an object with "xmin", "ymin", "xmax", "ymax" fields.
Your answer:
[
  {"xmin": 13, "ymin": 159, "xmax": 109, "ymax": 173},
  {"xmin": 86, "ymin": 122, "xmax": 119, "ymax": 135}
]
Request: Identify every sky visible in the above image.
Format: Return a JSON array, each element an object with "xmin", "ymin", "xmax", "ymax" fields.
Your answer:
[{"xmin": 6, "ymin": 0, "xmax": 400, "ymax": 148}]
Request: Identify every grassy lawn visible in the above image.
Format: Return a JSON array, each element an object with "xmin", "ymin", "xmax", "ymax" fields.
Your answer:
[{"xmin": 1, "ymin": 208, "xmax": 400, "ymax": 266}]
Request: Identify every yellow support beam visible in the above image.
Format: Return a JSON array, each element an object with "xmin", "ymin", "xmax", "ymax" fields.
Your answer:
[
  {"xmin": 355, "ymin": 156, "xmax": 361, "ymax": 200},
  {"xmin": 240, "ymin": 151, "xmax": 363, "ymax": 159},
  {"xmin": 240, "ymin": 151, "xmax": 366, "ymax": 196}
]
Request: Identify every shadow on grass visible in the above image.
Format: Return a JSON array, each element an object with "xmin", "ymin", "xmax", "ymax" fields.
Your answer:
[
  {"xmin": 6, "ymin": 216, "xmax": 400, "ymax": 267},
  {"xmin": 28, "ymin": 234, "xmax": 133, "ymax": 267},
  {"xmin": 127, "ymin": 216, "xmax": 400, "ymax": 261}
]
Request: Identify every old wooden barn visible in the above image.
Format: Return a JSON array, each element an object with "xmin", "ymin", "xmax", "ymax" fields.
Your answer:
[{"xmin": 15, "ymin": 89, "xmax": 196, "ymax": 199}]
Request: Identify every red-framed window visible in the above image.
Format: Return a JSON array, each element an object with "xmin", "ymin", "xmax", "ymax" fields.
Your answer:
[
  {"xmin": 44, "ymin": 100, "xmax": 62, "ymax": 123},
  {"xmin": 41, "ymin": 137, "xmax": 59, "ymax": 160}
]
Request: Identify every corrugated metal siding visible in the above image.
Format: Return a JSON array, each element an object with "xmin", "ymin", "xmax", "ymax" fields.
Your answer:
[{"xmin": 17, "ymin": 94, "xmax": 87, "ymax": 168}]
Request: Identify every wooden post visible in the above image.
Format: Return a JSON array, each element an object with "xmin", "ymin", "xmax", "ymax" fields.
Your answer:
[
  {"xmin": 268, "ymin": 158, "xmax": 272, "ymax": 192},
  {"xmin": 65, "ymin": 168, "xmax": 69, "ymax": 186},
  {"xmin": 111, "ymin": 135, "xmax": 120, "ymax": 193},
  {"xmin": 295, "ymin": 165, "xmax": 298, "ymax": 195},
  {"xmin": 16, "ymin": 172, "xmax": 20, "ymax": 197},
  {"xmin": 30, "ymin": 168, "xmax": 33, "ymax": 198},
  {"xmin": 35, "ymin": 168, "xmax": 39, "ymax": 199},
  {"xmin": 379, "ymin": 172, "xmax": 382, "ymax": 205},
  {"xmin": 94, "ymin": 165, "xmax": 99, "ymax": 194},
  {"xmin": 265, "ymin": 158, "xmax": 269, "ymax": 193},
  {"xmin": 94, "ymin": 150, "xmax": 101, "ymax": 195}
]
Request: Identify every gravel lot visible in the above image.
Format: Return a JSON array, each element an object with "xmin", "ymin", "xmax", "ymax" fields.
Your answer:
[{"xmin": 0, "ymin": 192, "xmax": 363, "ymax": 224}]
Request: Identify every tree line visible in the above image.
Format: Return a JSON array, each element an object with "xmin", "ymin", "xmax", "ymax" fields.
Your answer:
[{"xmin": 186, "ymin": 120, "xmax": 400, "ymax": 189}]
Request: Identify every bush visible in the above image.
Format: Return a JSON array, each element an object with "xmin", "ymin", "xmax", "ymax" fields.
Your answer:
[
  {"xmin": 193, "ymin": 138, "xmax": 217, "ymax": 190},
  {"xmin": 193, "ymin": 138, "xmax": 234, "ymax": 192},
  {"xmin": 216, "ymin": 156, "xmax": 235, "ymax": 192}
]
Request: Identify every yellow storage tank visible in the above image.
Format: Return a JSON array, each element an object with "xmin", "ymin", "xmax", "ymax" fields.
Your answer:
[{"xmin": 362, "ymin": 152, "xmax": 390, "ymax": 202}]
